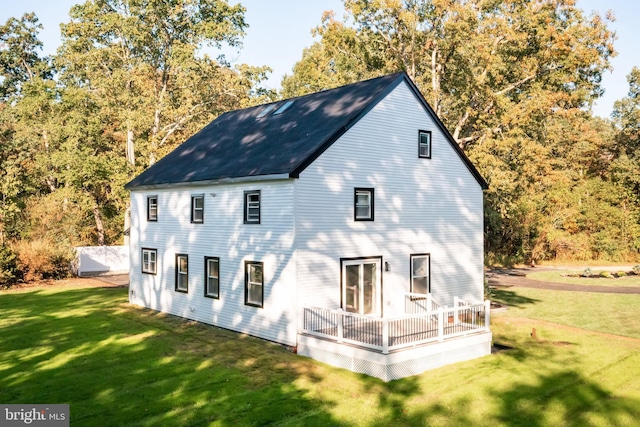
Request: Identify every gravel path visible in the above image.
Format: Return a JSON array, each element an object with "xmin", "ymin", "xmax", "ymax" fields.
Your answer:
[{"xmin": 487, "ymin": 268, "xmax": 640, "ymax": 294}]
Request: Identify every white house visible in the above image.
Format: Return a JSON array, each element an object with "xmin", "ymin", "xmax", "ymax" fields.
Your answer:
[{"xmin": 125, "ymin": 72, "xmax": 492, "ymax": 381}]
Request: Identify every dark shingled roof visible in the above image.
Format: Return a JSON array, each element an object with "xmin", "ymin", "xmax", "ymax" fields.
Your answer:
[{"xmin": 125, "ymin": 72, "xmax": 487, "ymax": 189}]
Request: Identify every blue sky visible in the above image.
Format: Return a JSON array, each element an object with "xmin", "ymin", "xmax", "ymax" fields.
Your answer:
[{"xmin": 1, "ymin": 0, "xmax": 637, "ymax": 118}]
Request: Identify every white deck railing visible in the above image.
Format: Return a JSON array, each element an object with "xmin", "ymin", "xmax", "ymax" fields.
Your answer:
[{"xmin": 302, "ymin": 296, "xmax": 490, "ymax": 354}]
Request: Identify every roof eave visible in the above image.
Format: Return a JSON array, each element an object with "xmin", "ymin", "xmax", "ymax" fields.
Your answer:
[{"xmin": 126, "ymin": 173, "xmax": 292, "ymax": 191}]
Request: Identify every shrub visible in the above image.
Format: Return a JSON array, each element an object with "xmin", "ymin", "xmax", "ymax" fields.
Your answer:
[
  {"xmin": 0, "ymin": 244, "xmax": 21, "ymax": 287},
  {"xmin": 581, "ymin": 268, "xmax": 593, "ymax": 278},
  {"xmin": 633, "ymin": 265, "xmax": 640, "ymax": 275},
  {"xmin": 617, "ymin": 271, "xmax": 627, "ymax": 277},
  {"xmin": 14, "ymin": 239, "xmax": 74, "ymax": 282},
  {"xmin": 599, "ymin": 271, "xmax": 613, "ymax": 278}
]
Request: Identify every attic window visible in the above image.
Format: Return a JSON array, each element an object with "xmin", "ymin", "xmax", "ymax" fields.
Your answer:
[
  {"xmin": 273, "ymin": 101, "xmax": 294, "ymax": 115},
  {"xmin": 256, "ymin": 104, "xmax": 276, "ymax": 119}
]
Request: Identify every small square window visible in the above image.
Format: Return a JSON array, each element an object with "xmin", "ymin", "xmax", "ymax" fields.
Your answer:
[
  {"xmin": 141, "ymin": 248, "xmax": 157, "ymax": 274},
  {"xmin": 191, "ymin": 195, "xmax": 204, "ymax": 223},
  {"xmin": 410, "ymin": 254, "xmax": 430, "ymax": 295},
  {"xmin": 354, "ymin": 188, "xmax": 374, "ymax": 221},
  {"xmin": 244, "ymin": 190, "xmax": 260, "ymax": 224},
  {"xmin": 147, "ymin": 196, "xmax": 158, "ymax": 221},
  {"xmin": 419, "ymin": 130, "xmax": 431, "ymax": 159},
  {"xmin": 205, "ymin": 257, "xmax": 220, "ymax": 299},
  {"xmin": 244, "ymin": 261, "xmax": 264, "ymax": 308},
  {"xmin": 175, "ymin": 254, "xmax": 188, "ymax": 293}
]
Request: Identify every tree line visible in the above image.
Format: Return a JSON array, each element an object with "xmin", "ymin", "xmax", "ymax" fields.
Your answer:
[{"xmin": 1, "ymin": 0, "xmax": 639, "ymax": 284}]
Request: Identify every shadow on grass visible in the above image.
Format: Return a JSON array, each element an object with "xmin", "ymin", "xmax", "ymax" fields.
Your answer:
[
  {"xmin": 491, "ymin": 288, "xmax": 540, "ymax": 308},
  {"xmin": 0, "ymin": 287, "xmax": 339, "ymax": 426},
  {"xmin": 3, "ymin": 286, "xmax": 639, "ymax": 426}
]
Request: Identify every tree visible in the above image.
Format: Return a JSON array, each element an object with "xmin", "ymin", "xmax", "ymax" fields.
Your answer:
[
  {"xmin": 284, "ymin": 0, "xmax": 622, "ymax": 263},
  {"xmin": 57, "ymin": 0, "xmax": 270, "ymax": 169},
  {"xmin": 0, "ymin": 13, "xmax": 50, "ymax": 101},
  {"xmin": 0, "ymin": 13, "xmax": 52, "ymax": 244},
  {"xmin": 284, "ymin": 0, "xmax": 615, "ymax": 150},
  {"xmin": 55, "ymin": 0, "xmax": 272, "ymax": 243}
]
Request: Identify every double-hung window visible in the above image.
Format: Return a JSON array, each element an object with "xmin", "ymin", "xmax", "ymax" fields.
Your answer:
[
  {"xmin": 410, "ymin": 254, "xmax": 430, "ymax": 295},
  {"xmin": 147, "ymin": 196, "xmax": 158, "ymax": 221},
  {"xmin": 191, "ymin": 195, "xmax": 204, "ymax": 223},
  {"xmin": 419, "ymin": 130, "xmax": 431, "ymax": 159},
  {"xmin": 204, "ymin": 257, "xmax": 220, "ymax": 299},
  {"xmin": 244, "ymin": 261, "xmax": 264, "ymax": 307},
  {"xmin": 141, "ymin": 248, "xmax": 157, "ymax": 274},
  {"xmin": 354, "ymin": 188, "xmax": 374, "ymax": 221},
  {"xmin": 175, "ymin": 254, "xmax": 188, "ymax": 292},
  {"xmin": 244, "ymin": 190, "xmax": 260, "ymax": 224}
]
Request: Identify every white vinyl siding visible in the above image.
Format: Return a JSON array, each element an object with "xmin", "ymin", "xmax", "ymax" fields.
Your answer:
[
  {"xmin": 295, "ymin": 81, "xmax": 484, "ymax": 315},
  {"xmin": 129, "ymin": 179, "xmax": 297, "ymax": 346}
]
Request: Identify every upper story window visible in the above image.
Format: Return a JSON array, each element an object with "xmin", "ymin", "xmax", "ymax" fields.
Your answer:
[
  {"xmin": 204, "ymin": 256, "xmax": 220, "ymax": 299},
  {"xmin": 191, "ymin": 195, "xmax": 204, "ymax": 223},
  {"xmin": 147, "ymin": 196, "xmax": 158, "ymax": 221},
  {"xmin": 410, "ymin": 254, "xmax": 430, "ymax": 295},
  {"xmin": 244, "ymin": 190, "xmax": 261, "ymax": 224},
  {"xmin": 244, "ymin": 261, "xmax": 264, "ymax": 308},
  {"xmin": 141, "ymin": 248, "xmax": 157, "ymax": 274},
  {"xmin": 175, "ymin": 254, "xmax": 188, "ymax": 293},
  {"xmin": 419, "ymin": 130, "xmax": 431, "ymax": 159},
  {"xmin": 354, "ymin": 188, "xmax": 374, "ymax": 221}
]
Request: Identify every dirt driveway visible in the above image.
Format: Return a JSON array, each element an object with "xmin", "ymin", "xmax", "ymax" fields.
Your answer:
[{"xmin": 487, "ymin": 267, "xmax": 640, "ymax": 294}]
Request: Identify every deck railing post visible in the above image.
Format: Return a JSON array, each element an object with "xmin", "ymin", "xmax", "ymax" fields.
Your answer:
[
  {"xmin": 437, "ymin": 307, "xmax": 444, "ymax": 341},
  {"xmin": 337, "ymin": 310, "xmax": 344, "ymax": 343},
  {"xmin": 485, "ymin": 300, "xmax": 491, "ymax": 331},
  {"xmin": 453, "ymin": 297, "xmax": 459, "ymax": 325},
  {"xmin": 427, "ymin": 294, "xmax": 432, "ymax": 315},
  {"xmin": 382, "ymin": 319, "xmax": 389, "ymax": 354}
]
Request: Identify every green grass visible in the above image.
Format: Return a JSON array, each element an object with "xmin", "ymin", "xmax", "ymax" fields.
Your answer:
[
  {"xmin": 491, "ymin": 287, "xmax": 640, "ymax": 339},
  {"xmin": 1, "ymin": 283, "xmax": 640, "ymax": 426},
  {"xmin": 527, "ymin": 270, "xmax": 640, "ymax": 287}
]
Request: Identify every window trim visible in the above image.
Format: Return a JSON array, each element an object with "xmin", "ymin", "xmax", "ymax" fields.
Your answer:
[
  {"xmin": 410, "ymin": 253, "xmax": 431, "ymax": 295},
  {"xmin": 204, "ymin": 256, "xmax": 220, "ymax": 299},
  {"xmin": 175, "ymin": 254, "xmax": 189, "ymax": 293},
  {"xmin": 419, "ymin": 130, "xmax": 432, "ymax": 159},
  {"xmin": 244, "ymin": 190, "xmax": 261, "ymax": 224},
  {"xmin": 191, "ymin": 194, "xmax": 204, "ymax": 224},
  {"xmin": 354, "ymin": 188, "xmax": 374, "ymax": 221},
  {"xmin": 244, "ymin": 260, "xmax": 264, "ymax": 308},
  {"xmin": 141, "ymin": 248, "xmax": 157, "ymax": 275},
  {"xmin": 147, "ymin": 196, "xmax": 158, "ymax": 222},
  {"xmin": 339, "ymin": 256, "xmax": 384, "ymax": 317}
]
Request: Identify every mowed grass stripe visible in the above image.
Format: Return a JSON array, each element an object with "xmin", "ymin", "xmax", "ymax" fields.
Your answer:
[{"xmin": 1, "ymin": 281, "xmax": 640, "ymax": 426}]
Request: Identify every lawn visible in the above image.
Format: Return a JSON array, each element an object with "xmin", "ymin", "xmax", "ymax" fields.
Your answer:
[
  {"xmin": 1, "ymin": 280, "xmax": 640, "ymax": 426},
  {"xmin": 527, "ymin": 269, "xmax": 640, "ymax": 287}
]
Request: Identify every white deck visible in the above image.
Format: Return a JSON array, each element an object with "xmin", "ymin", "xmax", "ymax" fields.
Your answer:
[
  {"xmin": 297, "ymin": 330, "xmax": 492, "ymax": 382},
  {"xmin": 298, "ymin": 297, "xmax": 492, "ymax": 381}
]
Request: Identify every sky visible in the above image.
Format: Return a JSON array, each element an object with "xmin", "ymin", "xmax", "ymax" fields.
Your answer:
[{"xmin": 1, "ymin": 0, "xmax": 638, "ymax": 118}]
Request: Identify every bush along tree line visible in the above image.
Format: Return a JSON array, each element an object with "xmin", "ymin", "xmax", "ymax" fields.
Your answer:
[{"xmin": 1, "ymin": 0, "xmax": 639, "ymax": 286}]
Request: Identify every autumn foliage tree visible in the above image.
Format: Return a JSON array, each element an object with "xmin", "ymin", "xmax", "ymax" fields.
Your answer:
[
  {"xmin": 0, "ymin": 1, "xmax": 273, "ymax": 283},
  {"xmin": 283, "ymin": 0, "xmax": 637, "ymax": 263}
]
